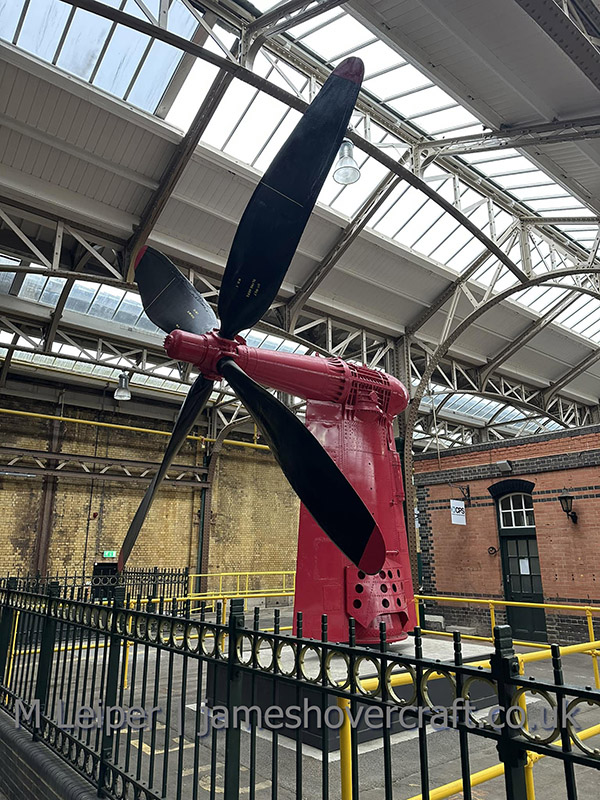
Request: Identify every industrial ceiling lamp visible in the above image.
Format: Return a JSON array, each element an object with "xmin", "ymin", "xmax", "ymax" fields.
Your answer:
[
  {"xmin": 333, "ymin": 138, "xmax": 360, "ymax": 185},
  {"xmin": 558, "ymin": 488, "xmax": 577, "ymax": 523},
  {"xmin": 114, "ymin": 371, "xmax": 132, "ymax": 402}
]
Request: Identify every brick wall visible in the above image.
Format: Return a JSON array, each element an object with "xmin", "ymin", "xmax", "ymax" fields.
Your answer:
[
  {"xmin": 0, "ymin": 398, "xmax": 299, "ymax": 579},
  {"xmin": 414, "ymin": 424, "xmax": 600, "ymax": 640},
  {"xmin": 0, "ymin": 710, "xmax": 96, "ymax": 800},
  {"xmin": 206, "ymin": 444, "xmax": 299, "ymax": 581}
]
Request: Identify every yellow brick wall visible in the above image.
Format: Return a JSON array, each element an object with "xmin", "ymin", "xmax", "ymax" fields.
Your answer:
[
  {"xmin": 0, "ymin": 399, "xmax": 299, "ymax": 578},
  {"xmin": 206, "ymin": 444, "xmax": 299, "ymax": 580}
]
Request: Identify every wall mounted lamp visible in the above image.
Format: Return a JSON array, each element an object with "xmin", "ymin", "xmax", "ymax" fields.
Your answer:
[{"xmin": 558, "ymin": 488, "xmax": 578, "ymax": 523}]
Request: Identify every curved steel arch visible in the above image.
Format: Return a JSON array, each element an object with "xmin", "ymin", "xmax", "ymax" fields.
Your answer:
[
  {"xmin": 403, "ymin": 267, "xmax": 600, "ymax": 571},
  {"xmin": 420, "ymin": 388, "xmax": 567, "ymax": 430}
]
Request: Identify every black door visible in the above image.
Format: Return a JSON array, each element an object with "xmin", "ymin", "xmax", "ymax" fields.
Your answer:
[{"xmin": 498, "ymin": 493, "xmax": 547, "ymax": 642}]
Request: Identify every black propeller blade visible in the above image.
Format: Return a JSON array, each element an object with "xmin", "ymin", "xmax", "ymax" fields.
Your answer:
[
  {"xmin": 219, "ymin": 358, "xmax": 386, "ymax": 573},
  {"xmin": 134, "ymin": 246, "xmax": 217, "ymax": 335},
  {"xmin": 218, "ymin": 57, "xmax": 364, "ymax": 340},
  {"xmin": 118, "ymin": 374, "xmax": 214, "ymax": 571}
]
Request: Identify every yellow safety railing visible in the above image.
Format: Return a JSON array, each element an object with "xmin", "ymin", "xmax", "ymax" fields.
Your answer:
[
  {"xmin": 337, "ymin": 637, "xmax": 600, "ymax": 800},
  {"xmin": 415, "ymin": 593, "xmax": 600, "ymax": 677},
  {"xmin": 187, "ymin": 570, "xmax": 296, "ymax": 599}
]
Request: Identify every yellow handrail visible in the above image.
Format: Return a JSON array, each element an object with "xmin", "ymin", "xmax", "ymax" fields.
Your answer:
[
  {"xmin": 402, "ymin": 723, "xmax": 600, "ymax": 800},
  {"xmin": 0, "ymin": 407, "xmax": 269, "ymax": 450}
]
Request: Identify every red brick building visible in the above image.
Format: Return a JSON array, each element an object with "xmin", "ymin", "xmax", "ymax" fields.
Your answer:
[{"xmin": 413, "ymin": 424, "xmax": 600, "ymax": 643}]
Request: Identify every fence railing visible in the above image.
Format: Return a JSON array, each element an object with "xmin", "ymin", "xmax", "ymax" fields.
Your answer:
[
  {"xmin": 187, "ymin": 569, "xmax": 296, "ymax": 600},
  {"xmin": 1, "ymin": 579, "xmax": 600, "ymax": 800},
  {"xmin": 0, "ymin": 567, "xmax": 190, "ymax": 599}
]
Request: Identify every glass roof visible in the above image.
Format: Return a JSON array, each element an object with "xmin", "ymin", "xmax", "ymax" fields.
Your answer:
[
  {"xmin": 0, "ymin": 0, "xmax": 599, "ymax": 442},
  {"xmin": 0, "ymin": 263, "xmax": 310, "ymax": 402}
]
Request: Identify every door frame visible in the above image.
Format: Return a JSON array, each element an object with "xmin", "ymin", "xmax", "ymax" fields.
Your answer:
[{"xmin": 488, "ymin": 479, "xmax": 547, "ymax": 642}]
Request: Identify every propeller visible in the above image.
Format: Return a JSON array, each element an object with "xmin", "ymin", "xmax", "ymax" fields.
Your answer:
[{"xmin": 119, "ymin": 56, "xmax": 387, "ymax": 575}]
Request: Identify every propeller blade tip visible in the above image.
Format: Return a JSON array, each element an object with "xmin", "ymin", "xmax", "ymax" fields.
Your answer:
[
  {"xmin": 117, "ymin": 552, "xmax": 125, "ymax": 573},
  {"xmin": 133, "ymin": 245, "xmax": 148, "ymax": 272},
  {"xmin": 332, "ymin": 57, "xmax": 364, "ymax": 85},
  {"xmin": 357, "ymin": 527, "xmax": 386, "ymax": 575}
]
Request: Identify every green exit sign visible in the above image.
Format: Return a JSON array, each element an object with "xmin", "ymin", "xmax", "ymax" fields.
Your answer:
[{"xmin": 103, "ymin": 550, "xmax": 116, "ymax": 558}]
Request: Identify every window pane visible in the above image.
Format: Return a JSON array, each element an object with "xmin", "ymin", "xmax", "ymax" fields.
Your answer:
[
  {"xmin": 88, "ymin": 286, "xmax": 124, "ymax": 319},
  {"xmin": 0, "ymin": 272, "xmax": 15, "ymax": 294},
  {"xmin": 39, "ymin": 276, "xmax": 67, "ymax": 307},
  {"xmin": 513, "ymin": 510, "xmax": 525, "ymax": 527},
  {"xmin": 19, "ymin": 274, "xmax": 47, "ymax": 302},
  {"xmin": 65, "ymin": 281, "xmax": 98, "ymax": 313},
  {"xmin": 113, "ymin": 292, "xmax": 143, "ymax": 325}
]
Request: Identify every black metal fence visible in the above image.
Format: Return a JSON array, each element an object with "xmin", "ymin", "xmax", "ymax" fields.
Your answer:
[
  {"xmin": 0, "ymin": 567, "xmax": 189, "ymax": 599},
  {"xmin": 0, "ymin": 579, "xmax": 599, "ymax": 799}
]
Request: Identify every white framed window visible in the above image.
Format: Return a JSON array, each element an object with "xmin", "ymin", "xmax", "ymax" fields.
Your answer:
[{"xmin": 499, "ymin": 493, "xmax": 535, "ymax": 529}]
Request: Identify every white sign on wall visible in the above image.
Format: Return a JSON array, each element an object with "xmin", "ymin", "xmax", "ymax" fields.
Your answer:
[{"xmin": 450, "ymin": 499, "xmax": 466, "ymax": 525}]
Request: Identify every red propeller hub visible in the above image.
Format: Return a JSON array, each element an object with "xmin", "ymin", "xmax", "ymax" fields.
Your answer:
[{"xmin": 164, "ymin": 329, "xmax": 409, "ymax": 416}]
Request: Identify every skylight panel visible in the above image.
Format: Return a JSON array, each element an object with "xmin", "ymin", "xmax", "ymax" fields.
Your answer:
[
  {"xmin": 262, "ymin": 335, "xmax": 283, "ymax": 350},
  {"xmin": 225, "ymin": 90, "xmax": 292, "ymax": 165},
  {"xmin": 18, "ymin": 273, "xmax": 47, "ymax": 302},
  {"xmin": 388, "ymin": 85, "xmax": 451, "ymax": 118},
  {"xmin": 520, "ymin": 285, "xmax": 567, "ymax": 312},
  {"xmin": 92, "ymin": 21, "xmax": 151, "ymax": 98},
  {"xmin": 219, "ymin": 51, "xmax": 303, "ymax": 166},
  {"xmin": 566, "ymin": 299, "xmax": 600, "ymax": 332},
  {"xmin": 427, "ymin": 221, "xmax": 472, "ymax": 264},
  {"xmin": 56, "ymin": 6, "xmax": 115, "ymax": 81},
  {"xmin": 576, "ymin": 306, "xmax": 600, "ymax": 337},
  {"xmin": 17, "ymin": 0, "xmax": 71, "ymax": 61},
  {"xmin": 112, "ymin": 291, "xmax": 143, "ymax": 325},
  {"xmin": 287, "ymin": 7, "xmax": 346, "ymax": 40},
  {"xmin": 418, "ymin": 106, "xmax": 480, "ymax": 135},
  {"xmin": 363, "ymin": 63, "xmax": 423, "ymax": 101},
  {"xmin": 39, "ymin": 275, "xmax": 66, "ymax": 307},
  {"xmin": 372, "ymin": 184, "xmax": 424, "ymax": 239},
  {"xmin": 447, "ymin": 238, "xmax": 488, "ymax": 272},
  {"xmin": 0, "ymin": 272, "xmax": 16, "ymax": 294},
  {"xmin": 418, "ymin": 215, "xmax": 461, "ymax": 257},
  {"xmin": 0, "ymin": 0, "xmax": 26, "ymax": 41},
  {"xmin": 88, "ymin": 285, "xmax": 125, "ymax": 319},
  {"xmin": 201, "ymin": 78, "xmax": 262, "ymax": 151},
  {"xmin": 253, "ymin": 108, "xmax": 302, "ymax": 171},
  {"xmin": 300, "ymin": 15, "xmax": 373, "ymax": 60},
  {"xmin": 339, "ymin": 40, "xmax": 404, "ymax": 77},
  {"xmin": 164, "ymin": 24, "xmax": 235, "ymax": 131},
  {"xmin": 127, "ymin": 37, "xmax": 194, "ymax": 111},
  {"xmin": 65, "ymin": 280, "xmax": 99, "ymax": 314}
]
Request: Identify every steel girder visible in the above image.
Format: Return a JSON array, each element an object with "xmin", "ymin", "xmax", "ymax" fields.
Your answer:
[
  {"xmin": 1, "ymin": 198, "xmax": 600, "ymax": 449},
  {"xmin": 512, "ymin": 0, "xmax": 600, "ymax": 92},
  {"xmin": 413, "ymin": 113, "xmax": 600, "ymax": 157},
  {"xmin": 0, "ymin": 445, "xmax": 209, "ymax": 488}
]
